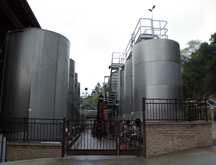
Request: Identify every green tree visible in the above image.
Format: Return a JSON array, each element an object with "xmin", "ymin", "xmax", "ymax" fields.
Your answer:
[
  {"xmin": 181, "ymin": 33, "xmax": 216, "ymax": 98},
  {"xmin": 82, "ymin": 82, "xmax": 104, "ymax": 106},
  {"xmin": 86, "ymin": 93, "xmax": 100, "ymax": 106},
  {"xmin": 181, "ymin": 40, "xmax": 202, "ymax": 57},
  {"xmin": 92, "ymin": 82, "xmax": 103, "ymax": 95},
  {"xmin": 210, "ymin": 32, "xmax": 216, "ymax": 45}
]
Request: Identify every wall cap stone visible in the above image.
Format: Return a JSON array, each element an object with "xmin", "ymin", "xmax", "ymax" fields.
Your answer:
[
  {"xmin": 146, "ymin": 122, "xmax": 212, "ymax": 125},
  {"xmin": 6, "ymin": 142, "xmax": 62, "ymax": 147}
]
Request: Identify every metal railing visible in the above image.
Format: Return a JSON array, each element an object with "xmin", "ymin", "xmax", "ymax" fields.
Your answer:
[
  {"xmin": 123, "ymin": 18, "xmax": 168, "ymax": 61},
  {"xmin": 66, "ymin": 119, "xmax": 143, "ymax": 156},
  {"xmin": 0, "ymin": 118, "xmax": 64, "ymax": 142},
  {"xmin": 143, "ymin": 98, "xmax": 208, "ymax": 122},
  {"xmin": 0, "ymin": 118, "xmax": 145, "ymax": 156},
  {"xmin": 111, "ymin": 52, "xmax": 124, "ymax": 65}
]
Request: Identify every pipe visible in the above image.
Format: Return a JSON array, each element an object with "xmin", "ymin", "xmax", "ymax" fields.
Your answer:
[
  {"xmin": 0, "ymin": 134, "xmax": 3, "ymax": 162},
  {"xmin": 2, "ymin": 137, "xmax": 6, "ymax": 162}
]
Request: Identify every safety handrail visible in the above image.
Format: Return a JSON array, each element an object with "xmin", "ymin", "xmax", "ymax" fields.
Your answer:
[
  {"xmin": 123, "ymin": 18, "xmax": 168, "ymax": 61},
  {"xmin": 111, "ymin": 52, "xmax": 124, "ymax": 64}
]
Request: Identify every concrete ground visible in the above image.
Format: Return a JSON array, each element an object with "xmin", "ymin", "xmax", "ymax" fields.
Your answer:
[
  {"xmin": 2, "ymin": 147, "xmax": 216, "ymax": 165},
  {"xmin": 2, "ymin": 123, "xmax": 216, "ymax": 165}
]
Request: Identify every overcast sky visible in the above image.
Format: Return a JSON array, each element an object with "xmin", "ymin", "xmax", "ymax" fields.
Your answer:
[{"xmin": 27, "ymin": 0, "xmax": 216, "ymax": 95}]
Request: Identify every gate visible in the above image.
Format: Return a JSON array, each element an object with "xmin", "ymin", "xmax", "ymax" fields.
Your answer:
[{"xmin": 62, "ymin": 119, "xmax": 145, "ymax": 156}]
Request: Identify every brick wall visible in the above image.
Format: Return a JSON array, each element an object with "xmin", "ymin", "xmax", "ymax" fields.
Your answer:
[
  {"xmin": 146, "ymin": 122, "xmax": 212, "ymax": 158},
  {"xmin": 6, "ymin": 142, "xmax": 62, "ymax": 161}
]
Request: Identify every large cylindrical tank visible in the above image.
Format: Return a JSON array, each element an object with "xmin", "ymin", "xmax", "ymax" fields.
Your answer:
[
  {"xmin": 1, "ymin": 28, "xmax": 70, "ymax": 119},
  {"xmin": 132, "ymin": 39, "xmax": 183, "ymax": 121},
  {"xmin": 124, "ymin": 59, "xmax": 133, "ymax": 120},
  {"xmin": 68, "ymin": 59, "xmax": 75, "ymax": 120}
]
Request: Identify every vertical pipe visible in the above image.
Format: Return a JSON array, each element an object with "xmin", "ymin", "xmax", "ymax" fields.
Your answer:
[
  {"xmin": 151, "ymin": 17, "xmax": 154, "ymax": 37},
  {"xmin": 0, "ymin": 134, "xmax": 3, "ymax": 162},
  {"xmin": 2, "ymin": 137, "xmax": 6, "ymax": 163}
]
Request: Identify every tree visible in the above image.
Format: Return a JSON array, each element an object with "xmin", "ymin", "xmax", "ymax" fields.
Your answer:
[
  {"xmin": 92, "ymin": 82, "xmax": 103, "ymax": 95},
  {"xmin": 181, "ymin": 40, "xmax": 202, "ymax": 57},
  {"xmin": 210, "ymin": 32, "xmax": 216, "ymax": 45},
  {"xmin": 80, "ymin": 82, "xmax": 103, "ymax": 106},
  {"xmin": 181, "ymin": 33, "xmax": 216, "ymax": 98}
]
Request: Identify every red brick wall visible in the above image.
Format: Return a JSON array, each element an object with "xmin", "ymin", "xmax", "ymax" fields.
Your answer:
[
  {"xmin": 6, "ymin": 142, "xmax": 61, "ymax": 161},
  {"xmin": 146, "ymin": 122, "xmax": 212, "ymax": 157}
]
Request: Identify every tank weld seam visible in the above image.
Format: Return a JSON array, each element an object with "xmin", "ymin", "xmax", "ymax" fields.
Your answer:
[
  {"xmin": 134, "ymin": 60, "xmax": 181, "ymax": 66},
  {"xmin": 135, "ymin": 84, "xmax": 183, "ymax": 88}
]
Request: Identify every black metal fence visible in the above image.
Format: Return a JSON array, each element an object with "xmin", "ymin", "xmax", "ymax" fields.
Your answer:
[
  {"xmin": 0, "ymin": 98, "xmax": 207, "ymax": 158},
  {"xmin": 143, "ymin": 98, "xmax": 208, "ymax": 122},
  {"xmin": 0, "ymin": 118, "xmax": 145, "ymax": 157},
  {"xmin": 65, "ymin": 119, "xmax": 143, "ymax": 156},
  {"xmin": 0, "ymin": 118, "xmax": 64, "ymax": 142}
]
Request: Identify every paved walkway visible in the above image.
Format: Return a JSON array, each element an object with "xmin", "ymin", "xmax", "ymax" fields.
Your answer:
[
  {"xmin": 72, "ymin": 130, "xmax": 116, "ymax": 150},
  {"xmin": 2, "ymin": 147, "xmax": 216, "ymax": 165}
]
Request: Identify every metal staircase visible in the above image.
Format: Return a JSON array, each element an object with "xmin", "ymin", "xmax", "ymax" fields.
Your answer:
[{"xmin": 107, "ymin": 52, "xmax": 124, "ymax": 106}]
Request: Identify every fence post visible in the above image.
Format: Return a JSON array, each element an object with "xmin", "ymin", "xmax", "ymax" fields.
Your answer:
[
  {"xmin": 139, "ymin": 120, "xmax": 142, "ymax": 152},
  {"xmin": 205, "ymin": 99, "xmax": 208, "ymax": 122},
  {"xmin": 23, "ymin": 117, "xmax": 26, "ymax": 142},
  {"xmin": 67, "ymin": 120, "xmax": 69, "ymax": 147},
  {"xmin": 61, "ymin": 118, "xmax": 66, "ymax": 157},
  {"xmin": 142, "ymin": 97, "xmax": 146, "ymax": 157},
  {"xmin": 175, "ymin": 98, "xmax": 178, "ymax": 122},
  {"xmin": 116, "ymin": 120, "xmax": 120, "ymax": 156},
  {"xmin": 26, "ymin": 118, "xmax": 29, "ymax": 142}
]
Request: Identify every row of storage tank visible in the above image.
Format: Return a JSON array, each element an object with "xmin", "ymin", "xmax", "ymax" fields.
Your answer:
[
  {"xmin": 1, "ymin": 28, "xmax": 83, "ymax": 121},
  {"xmin": 116, "ymin": 39, "xmax": 183, "ymax": 121}
]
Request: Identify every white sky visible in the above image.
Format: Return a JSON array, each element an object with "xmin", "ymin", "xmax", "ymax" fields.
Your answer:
[{"xmin": 27, "ymin": 0, "xmax": 216, "ymax": 95}]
